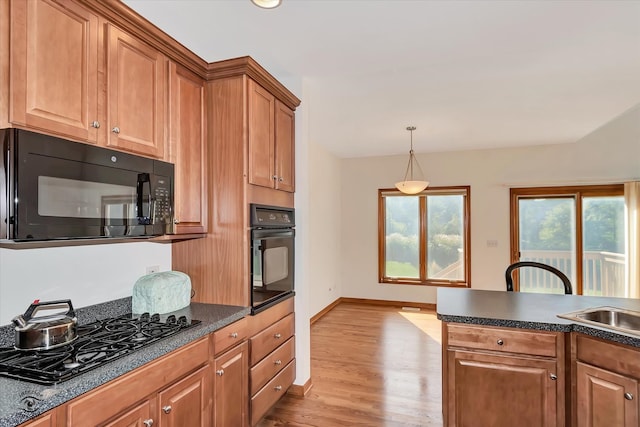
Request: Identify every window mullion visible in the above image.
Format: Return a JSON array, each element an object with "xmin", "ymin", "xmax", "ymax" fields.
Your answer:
[
  {"xmin": 420, "ymin": 195, "xmax": 427, "ymax": 281},
  {"xmin": 575, "ymin": 193, "xmax": 584, "ymax": 295}
]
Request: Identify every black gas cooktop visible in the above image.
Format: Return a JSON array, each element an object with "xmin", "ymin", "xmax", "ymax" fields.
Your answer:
[{"xmin": 0, "ymin": 313, "xmax": 200, "ymax": 385}]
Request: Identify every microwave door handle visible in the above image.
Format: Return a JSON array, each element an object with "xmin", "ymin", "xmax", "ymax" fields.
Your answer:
[{"xmin": 136, "ymin": 173, "xmax": 151, "ymax": 225}]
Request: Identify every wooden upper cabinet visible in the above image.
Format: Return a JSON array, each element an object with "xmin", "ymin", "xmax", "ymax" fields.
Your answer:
[
  {"xmin": 9, "ymin": 0, "xmax": 99, "ymax": 142},
  {"xmin": 274, "ymin": 101, "xmax": 295, "ymax": 192},
  {"xmin": 247, "ymin": 79, "xmax": 295, "ymax": 193},
  {"xmin": 248, "ymin": 79, "xmax": 276, "ymax": 188},
  {"xmin": 105, "ymin": 24, "xmax": 166, "ymax": 159},
  {"xmin": 168, "ymin": 62, "xmax": 207, "ymax": 234}
]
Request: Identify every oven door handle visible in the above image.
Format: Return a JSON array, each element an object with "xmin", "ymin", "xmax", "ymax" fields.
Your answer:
[
  {"xmin": 136, "ymin": 173, "xmax": 152, "ymax": 225},
  {"xmin": 251, "ymin": 229, "xmax": 295, "ymax": 239}
]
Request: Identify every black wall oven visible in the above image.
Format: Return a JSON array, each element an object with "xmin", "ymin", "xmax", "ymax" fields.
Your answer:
[
  {"xmin": 250, "ymin": 204, "xmax": 295, "ymax": 314},
  {"xmin": 1, "ymin": 129, "xmax": 174, "ymax": 241}
]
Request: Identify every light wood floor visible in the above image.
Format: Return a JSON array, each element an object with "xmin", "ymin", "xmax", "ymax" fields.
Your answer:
[{"xmin": 258, "ymin": 303, "xmax": 444, "ymax": 426}]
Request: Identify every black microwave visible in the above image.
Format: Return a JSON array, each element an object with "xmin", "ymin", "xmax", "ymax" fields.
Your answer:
[{"xmin": 1, "ymin": 129, "xmax": 174, "ymax": 241}]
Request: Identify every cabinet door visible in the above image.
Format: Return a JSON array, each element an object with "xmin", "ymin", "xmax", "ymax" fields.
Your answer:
[
  {"xmin": 158, "ymin": 365, "xmax": 210, "ymax": 427},
  {"xmin": 247, "ymin": 79, "xmax": 275, "ymax": 189},
  {"xmin": 168, "ymin": 62, "xmax": 207, "ymax": 234},
  {"xmin": 274, "ymin": 101, "xmax": 294, "ymax": 193},
  {"xmin": 214, "ymin": 341, "xmax": 249, "ymax": 427},
  {"xmin": 106, "ymin": 24, "xmax": 166, "ymax": 159},
  {"xmin": 448, "ymin": 349, "xmax": 559, "ymax": 427},
  {"xmin": 19, "ymin": 411, "xmax": 56, "ymax": 427},
  {"xmin": 10, "ymin": 0, "xmax": 99, "ymax": 142},
  {"xmin": 103, "ymin": 400, "xmax": 154, "ymax": 427},
  {"xmin": 577, "ymin": 362, "xmax": 639, "ymax": 427}
]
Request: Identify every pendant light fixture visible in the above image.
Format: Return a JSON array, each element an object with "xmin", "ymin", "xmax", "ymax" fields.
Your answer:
[
  {"xmin": 395, "ymin": 126, "xmax": 429, "ymax": 194},
  {"xmin": 251, "ymin": 0, "xmax": 282, "ymax": 9}
]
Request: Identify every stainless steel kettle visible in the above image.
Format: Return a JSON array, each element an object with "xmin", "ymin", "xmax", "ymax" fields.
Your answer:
[{"xmin": 12, "ymin": 300, "xmax": 78, "ymax": 350}]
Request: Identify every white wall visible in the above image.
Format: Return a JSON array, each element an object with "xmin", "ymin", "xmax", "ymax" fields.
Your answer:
[
  {"xmin": 333, "ymin": 104, "xmax": 640, "ymax": 306},
  {"xmin": 0, "ymin": 242, "xmax": 171, "ymax": 324}
]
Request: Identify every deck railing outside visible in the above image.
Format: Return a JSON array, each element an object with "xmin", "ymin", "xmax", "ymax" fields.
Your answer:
[{"xmin": 519, "ymin": 250, "xmax": 626, "ymax": 296}]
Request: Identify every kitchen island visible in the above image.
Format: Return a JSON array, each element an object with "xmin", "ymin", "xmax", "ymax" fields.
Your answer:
[
  {"xmin": 437, "ymin": 288, "xmax": 640, "ymax": 427},
  {"xmin": 0, "ymin": 298, "xmax": 250, "ymax": 427}
]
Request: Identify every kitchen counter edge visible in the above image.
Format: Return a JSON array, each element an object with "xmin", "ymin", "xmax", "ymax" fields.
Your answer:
[{"xmin": 437, "ymin": 288, "xmax": 640, "ymax": 348}]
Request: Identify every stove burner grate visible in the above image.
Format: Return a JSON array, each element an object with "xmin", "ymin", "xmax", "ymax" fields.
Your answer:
[{"xmin": 0, "ymin": 313, "xmax": 200, "ymax": 385}]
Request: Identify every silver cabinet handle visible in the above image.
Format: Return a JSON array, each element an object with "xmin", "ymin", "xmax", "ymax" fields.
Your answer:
[
  {"xmin": 272, "ymin": 175, "xmax": 278, "ymax": 180},
  {"xmin": 90, "ymin": 121, "xmax": 100, "ymax": 128},
  {"xmin": 274, "ymin": 333, "xmax": 282, "ymax": 339},
  {"xmin": 143, "ymin": 420, "xmax": 154, "ymax": 427},
  {"xmin": 550, "ymin": 373, "xmax": 557, "ymax": 380},
  {"xmin": 274, "ymin": 359, "xmax": 282, "ymax": 366},
  {"xmin": 230, "ymin": 332, "xmax": 239, "ymax": 338},
  {"xmin": 216, "ymin": 369, "xmax": 224, "ymax": 376},
  {"xmin": 496, "ymin": 339, "xmax": 504, "ymax": 346},
  {"xmin": 173, "ymin": 219, "xmax": 180, "ymax": 224},
  {"xmin": 625, "ymin": 392, "xmax": 634, "ymax": 400},
  {"xmin": 162, "ymin": 406, "xmax": 172, "ymax": 414},
  {"xmin": 278, "ymin": 177, "xmax": 284, "ymax": 182},
  {"xmin": 112, "ymin": 126, "xmax": 120, "ymax": 134},
  {"xmin": 274, "ymin": 385, "xmax": 282, "ymax": 391}
]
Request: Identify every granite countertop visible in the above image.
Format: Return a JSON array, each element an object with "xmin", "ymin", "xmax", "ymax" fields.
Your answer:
[
  {"xmin": 0, "ymin": 298, "xmax": 251, "ymax": 427},
  {"xmin": 437, "ymin": 288, "xmax": 640, "ymax": 348}
]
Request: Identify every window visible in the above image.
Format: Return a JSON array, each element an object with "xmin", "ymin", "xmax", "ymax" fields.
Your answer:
[
  {"xmin": 378, "ymin": 186, "xmax": 471, "ymax": 287},
  {"xmin": 510, "ymin": 185, "xmax": 626, "ymax": 296}
]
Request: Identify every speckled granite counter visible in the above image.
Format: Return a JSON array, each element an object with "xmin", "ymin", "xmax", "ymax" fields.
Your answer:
[
  {"xmin": 0, "ymin": 298, "xmax": 251, "ymax": 427},
  {"xmin": 437, "ymin": 288, "xmax": 640, "ymax": 347}
]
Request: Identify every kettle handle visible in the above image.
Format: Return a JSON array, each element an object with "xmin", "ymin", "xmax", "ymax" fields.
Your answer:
[{"xmin": 22, "ymin": 300, "xmax": 76, "ymax": 322}]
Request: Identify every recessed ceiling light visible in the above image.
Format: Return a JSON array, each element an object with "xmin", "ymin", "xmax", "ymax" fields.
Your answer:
[{"xmin": 251, "ymin": 0, "xmax": 282, "ymax": 9}]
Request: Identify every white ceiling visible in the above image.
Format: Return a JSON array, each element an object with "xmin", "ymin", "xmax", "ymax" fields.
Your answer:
[{"xmin": 124, "ymin": 0, "xmax": 640, "ymax": 158}]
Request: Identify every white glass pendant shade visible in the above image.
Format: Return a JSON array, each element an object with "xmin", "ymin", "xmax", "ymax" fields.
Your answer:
[
  {"xmin": 395, "ymin": 126, "xmax": 429, "ymax": 194},
  {"xmin": 251, "ymin": 0, "xmax": 282, "ymax": 8}
]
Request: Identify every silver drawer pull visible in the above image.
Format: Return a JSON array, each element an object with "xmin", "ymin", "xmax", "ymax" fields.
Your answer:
[
  {"xmin": 162, "ymin": 406, "xmax": 172, "ymax": 414},
  {"xmin": 274, "ymin": 385, "xmax": 282, "ymax": 391},
  {"xmin": 216, "ymin": 369, "xmax": 225, "ymax": 376},
  {"xmin": 230, "ymin": 332, "xmax": 239, "ymax": 338},
  {"xmin": 111, "ymin": 126, "xmax": 120, "ymax": 134},
  {"xmin": 274, "ymin": 359, "xmax": 282, "ymax": 366},
  {"xmin": 143, "ymin": 420, "xmax": 154, "ymax": 427},
  {"xmin": 274, "ymin": 333, "xmax": 282, "ymax": 339},
  {"xmin": 496, "ymin": 339, "xmax": 504, "ymax": 346},
  {"xmin": 90, "ymin": 120, "xmax": 100, "ymax": 128},
  {"xmin": 625, "ymin": 392, "xmax": 634, "ymax": 400},
  {"xmin": 278, "ymin": 177, "xmax": 284, "ymax": 182},
  {"xmin": 549, "ymin": 373, "xmax": 557, "ymax": 380}
]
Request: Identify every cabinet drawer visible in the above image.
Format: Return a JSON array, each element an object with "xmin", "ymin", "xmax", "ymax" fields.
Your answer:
[
  {"xmin": 575, "ymin": 333, "xmax": 640, "ymax": 378},
  {"xmin": 214, "ymin": 317, "xmax": 248, "ymax": 355},
  {"xmin": 250, "ymin": 313, "xmax": 295, "ymax": 365},
  {"xmin": 65, "ymin": 337, "xmax": 209, "ymax": 425},
  {"xmin": 250, "ymin": 359, "xmax": 295, "ymax": 426},
  {"xmin": 250, "ymin": 336, "xmax": 295, "ymax": 396},
  {"xmin": 447, "ymin": 324, "xmax": 558, "ymax": 357}
]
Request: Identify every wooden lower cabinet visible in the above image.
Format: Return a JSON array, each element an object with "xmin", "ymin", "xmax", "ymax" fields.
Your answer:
[
  {"xmin": 248, "ymin": 298, "xmax": 295, "ymax": 426},
  {"xmin": 214, "ymin": 341, "xmax": 249, "ymax": 427},
  {"xmin": 443, "ymin": 323, "xmax": 565, "ymax": 427},
  {"xmin": 18, "ymin": 412, "xmax": 56, "ymax": 427},
  {"xmin": 158, "ymin": 365, "xmax": 210, "ymax": 427},
  {"xmin": 103, "ymin": 400, "xmax": 153, "ymax": 427},
  {"xmin": 574, "ymin": 333, "xmax": 640, "ymax": 427}
]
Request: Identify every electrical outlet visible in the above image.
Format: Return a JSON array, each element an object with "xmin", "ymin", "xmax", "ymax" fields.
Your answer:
[{"xmin": 146, "ymin": 265, "xmax": 160, "ymax": 274}]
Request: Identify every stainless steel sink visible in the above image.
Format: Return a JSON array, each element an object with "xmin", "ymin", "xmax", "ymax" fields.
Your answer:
[{"xmin": 558, "ymin": 306, "xmax": 640, "ymax": 336}]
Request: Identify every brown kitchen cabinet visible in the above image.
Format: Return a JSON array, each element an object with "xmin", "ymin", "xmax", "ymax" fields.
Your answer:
[
  {"xmin": 104, "ymin": 23, "xmax": 166, "ymax": 159},
  {"xmin": 63, "ymin": 337, "xmax": 210, "ymax": 426},
  {"xmin": 212, "ymin": 318, "xmax": 249, "ymax": 427},
  {"xmin": 18, "ymin": 412, "xmax": 57, "ymax": 427},
  {"xmin": 8, "ymin": 0, "xmax": 100, "ymax": 143},
  {"xmin": 248, "ymin": 298, "xmax": 296, "ymax": 426},
  {"xmin": 168, "ymin": 61, "xmax": 208, "ymax": 234},
  {"xmin": 172, "ymin": 56, "xmax": 300, "ymax": 307},
  {"xmin": 573, "ymin": 333, "xmax": 640, "ymax": 427},
  {"xmin": 248, "ymin": 80, "xmax": 295, "ymax": 193},
  {"xmin": 442, "ymin": 323, "xmax": 565, "ymax": 427}
]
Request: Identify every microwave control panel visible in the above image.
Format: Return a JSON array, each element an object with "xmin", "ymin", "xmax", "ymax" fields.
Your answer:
[{"xmin": 152, "ymin": 177, "xmax": 172, "ymax": 222}]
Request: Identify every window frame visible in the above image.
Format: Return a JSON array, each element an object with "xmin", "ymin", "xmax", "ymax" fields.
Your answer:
[
  {"xmin": 378, "ymin": 186, "xmax": 471, "ymax": 287},
  {"xmin": 510, "ymin": 184, "xmax": 624, "ymax": 295}
]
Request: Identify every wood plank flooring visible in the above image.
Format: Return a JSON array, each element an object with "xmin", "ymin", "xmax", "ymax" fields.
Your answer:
[{"xmin": 258, "ymin": 303, "xmax": 443, "ymax": 426}]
